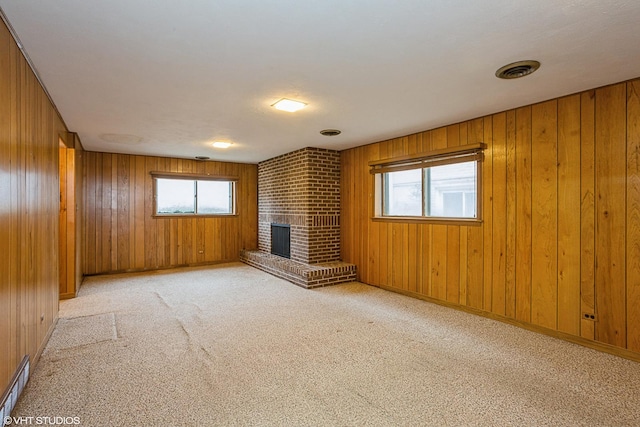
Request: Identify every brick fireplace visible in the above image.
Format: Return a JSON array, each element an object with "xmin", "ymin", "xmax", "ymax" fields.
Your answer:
[{"xmin": 240, "ymin": 147, "xmax": 356, "ymax": 288}]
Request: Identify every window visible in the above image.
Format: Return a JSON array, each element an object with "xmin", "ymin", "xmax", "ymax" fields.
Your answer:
[
  {"xmin": 371, "ymin": 143, "xmax": 484, "ymax": 222},
  {"xmin": 152, "ymin": 173, "xmax": 236, "ymax": 216}
]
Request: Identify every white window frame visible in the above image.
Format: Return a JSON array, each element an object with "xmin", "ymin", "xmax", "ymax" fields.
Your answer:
[
  {"xmin": 151, "ymin": 172, "xmax": 237, "ymax": 217},
  {"xmin": 370, "ymin": 143, "xmax": 484, "ymax": 224}
]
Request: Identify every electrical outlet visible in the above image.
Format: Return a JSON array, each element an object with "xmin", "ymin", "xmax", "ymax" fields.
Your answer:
[{"xmin": 582, "ymin": 312, "xmax": 596, "ymax": 321}]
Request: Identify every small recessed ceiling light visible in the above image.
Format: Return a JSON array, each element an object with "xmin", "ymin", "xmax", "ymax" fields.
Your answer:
[
  {"xmin": 195, "ymin": 156, "xmax": 210, "ymax": 160},
  {"xmin": 495, "ymin": 60, "xmax": 540, "ymax": 79},
  {"xmin": 320, "ymin": 129, "xmax": 341, "ymax": 136},
  {"xmin": 272, "ymin": 98, "xmax": 307, "ymax": 112},
  {"xmin": 212, "ymin": 141, "xmax": 232, "ymax": 149}
]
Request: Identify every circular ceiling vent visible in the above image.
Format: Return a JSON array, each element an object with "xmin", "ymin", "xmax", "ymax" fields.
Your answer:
[
  {"xmin": 195, "ymin": 156, "xmax": 210, "ymax": 160},
  {"xmin": 320, "ymin": 129, "xmax": 341, "ymax": 136},
  {"xmin": 495, "ymin": 60, "xmax": 540, "ymax": 79}
]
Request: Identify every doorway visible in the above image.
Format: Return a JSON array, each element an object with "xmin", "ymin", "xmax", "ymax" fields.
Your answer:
[{"xmin": 59, "ymin": 137, "xmax": 77, "ymax": 299}]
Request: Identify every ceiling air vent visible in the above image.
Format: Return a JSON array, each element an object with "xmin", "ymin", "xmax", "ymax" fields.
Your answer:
[
  {"xmin": 320, "ymin": 129, "xmax": 341, "ymax": 136},
  {"xmin": 495, "ymin": 60, "xmax": 540, "ymax": 79}
]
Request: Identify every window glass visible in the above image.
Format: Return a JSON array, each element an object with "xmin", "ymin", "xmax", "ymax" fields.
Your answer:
[
  {"xmin": 383, "ymin": 169, "xmax": 422, "ymax": 216},
  {"xmin": 154, "ymin": 177, "xmax": 235, "ymax": 216},
  {"xmin": 379, "ymin": 158, "xmax": 478, "ymax": 220},
  {"xmin": 426, "ymin": 161, "xmax": 476, "ymax": 218},
  {"xmin": 197, "ymin": 181, "xmax": 233, "ymax": 214},
  {"xmin": 156, "ymin": 179, "xmax": 195, "ymax": 214}
]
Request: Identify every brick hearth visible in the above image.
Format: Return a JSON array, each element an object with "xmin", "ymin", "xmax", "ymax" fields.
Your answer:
[{"xmin": 240, "ymin": 250, "xmax": 355, "ymax": 289}]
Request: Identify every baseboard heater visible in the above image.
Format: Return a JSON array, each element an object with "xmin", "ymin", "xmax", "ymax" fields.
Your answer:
[{"xmin": 0, "ymin": 355, "xmax": 30, "ymax": 421}]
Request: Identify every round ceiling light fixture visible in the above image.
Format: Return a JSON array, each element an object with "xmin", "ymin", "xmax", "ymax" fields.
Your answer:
[
  {"xmin": 495, "ymin": 60, "xmax": 540, "ymax": 79},
  {"xmin": 195, "ymin": 156, "xmax": 210, "ymax": 160},
  {"xmin": 320, "ymin": 129, "xmax": 341, "ymax": 136},
  {"xmin": 212, "ymin": 141, "xmax": 232, "ymax": 148}
]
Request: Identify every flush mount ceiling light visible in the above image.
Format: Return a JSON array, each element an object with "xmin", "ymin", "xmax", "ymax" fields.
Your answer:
[
  {"xmin": 495, "ymin": 60, "xmax": 541, "ymax": 79},
  {"xmin": 272, "ymin": 98, "xmax": 307, "ymax": 112},
  {"xmin": 212, "ymin": 141, "xmax": 232, "ymax": 148},
  {"xmin": 320, "ymin": 129, "xmax": 341, "ymax": 136}
]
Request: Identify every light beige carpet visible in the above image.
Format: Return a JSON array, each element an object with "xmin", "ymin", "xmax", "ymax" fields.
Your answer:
[{"xmin": 12, "ymin": 262, "xmax": 640, "ymax": 426}]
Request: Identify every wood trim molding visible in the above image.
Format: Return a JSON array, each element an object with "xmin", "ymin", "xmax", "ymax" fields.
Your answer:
[
  {"xmin": 32, "ymin": 317, "xmax": 59, "ymax": 371},
  {"xmin": 368, "ymin": 142, "xmax": 486, "ymax": 168},
  {"xmin": 83, "ymin": 259, "xmax": 237, "ymax": 277},
  {"xmin": 371, "ymin": 216, "xmax": 483, "ymax": 226},
  {"xmin": 150, "ymin": 171, "xmax": 238, "ymax": 181}
]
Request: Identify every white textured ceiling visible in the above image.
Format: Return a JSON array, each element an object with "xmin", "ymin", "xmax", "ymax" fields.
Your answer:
[{"xmin": 1, "ymin": 0, "xmax": 640, "ymax": 163}]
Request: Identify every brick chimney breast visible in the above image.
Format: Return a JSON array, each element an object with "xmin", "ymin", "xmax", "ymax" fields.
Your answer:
[{"xmin": 257, "ymin": 147, "xmax": 341, "ymax": 264}]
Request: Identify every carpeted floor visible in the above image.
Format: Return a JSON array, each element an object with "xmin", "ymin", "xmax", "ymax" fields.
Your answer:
[{"xmin": 12, "ymin": 262, "xmax": 640, "ymax": 426}]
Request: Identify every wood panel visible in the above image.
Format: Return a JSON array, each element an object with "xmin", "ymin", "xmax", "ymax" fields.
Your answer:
[
  {"xmin": 340, "ymin": 76, "xmax": 640, "ymax": 359},
  {"xmin": 515, "ymin": 106, "xmax": 532, "ymax": 323},
  {"xmin": 431, "ymin": 128, "xmax": 448, "ymax": 300},
  {"xmin": 445, "ymin": 125, "xmax": 460, "ymax": 304},
  {"xmin": 580, "ymin": 90, "xmax": 596, "ymax": 340},
  {"xmin": 0, "ymin": 17, "xmax": 12, "ymax": 393},
  {"xmin": 467, "ymin": 119, "xmax": 484, "ymax": 310},
  {"xmin": 557, "ymin": 95, "xmax": 581, "ymax": 335},
  {"xmin": 82, "ymin": 152, "xmax": 258, "ymax": 274},
  {"xmin": 357, "ymin": 147, "xmax": 372, "ymax": 288},
  {"xmin": 504, "ymin": 110, "xmax": 517, "ymax": 319},
  {"xmin": 492, "ymin": 113, "xmax": 507, "ymax": 316},
  {"xmin": 457, "ymin": 125, "xmax": 468, "ymax": 306},
  {"xmin": 367, "ymin": 145, "xmax": 381, "ymax": 287},
  {"xmin": 1, "ymin": 20, "xmax": 63, "ymax": 392},
  {"xmin": 530, "ymin": 100, "xmax": 558, "ymax": 330},
  {"xmin": 595, "ymin": 83, "xmax": 627, "ymax": 348},
  {"xmin": 482, "ymin": 116, "xmax": 493, "ymax": 312},
  {"xmin": 391, "ymin": 138, "xmax": 406, "ymax": 290},
  {"xmin": 421, "ymin": 132, "xmax": 433, "ymax": 297},
  {"xmin": 382, "ymin": 141, "xmax": 392, "ymax": 286},
  {"xmin": 74, "ymin": 140, "xmax": 84, "ymax": 294},
  {"xmin": 628, "ymin": 81, "xmax": 640, "ymax": 352}
]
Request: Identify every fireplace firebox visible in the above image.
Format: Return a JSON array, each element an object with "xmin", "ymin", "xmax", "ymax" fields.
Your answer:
[{"xmin": 271, "ymin": 224, "xmax": 290, "ymax": 259}]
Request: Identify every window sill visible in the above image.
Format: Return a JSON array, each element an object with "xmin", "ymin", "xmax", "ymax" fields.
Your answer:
[{"xmin": 372, "ymin": 216, "xmax": 482, "ymax": 226}]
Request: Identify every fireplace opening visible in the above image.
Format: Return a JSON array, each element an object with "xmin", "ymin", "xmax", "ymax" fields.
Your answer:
[{"xmin": 271, "ymin": 223, "xmax": 291, "ymax": 259}]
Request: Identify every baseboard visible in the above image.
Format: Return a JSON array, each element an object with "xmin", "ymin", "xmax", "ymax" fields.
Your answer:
[
  {"xmin": 378, "ymin": 284, "xmax": 640, "ymax": 364},
  {"xmin": 60, "ymin": 292, "xmax": 75, "ymax": 300},
  {"xmin": 83, "ymin": 259, "xmax": 238, "ymax": 277},
  {"xmin": 32, "ymin": 316, "xmax": 58, "ymax": 368}
]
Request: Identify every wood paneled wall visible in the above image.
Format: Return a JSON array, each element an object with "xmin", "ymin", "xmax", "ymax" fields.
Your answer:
[
  {"xmin": 0, "ymin": 20, "xmax": 64, "ymax": 391},
  {"xmin": 341, "ymin": 78, "xmax": 640, "ymax": 357},
  {"xmin": 82, "ymin": 152, "xmax": 258, "ymax": 275}
]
